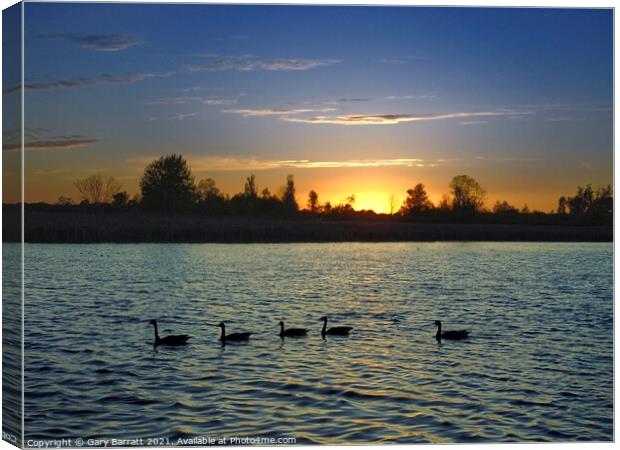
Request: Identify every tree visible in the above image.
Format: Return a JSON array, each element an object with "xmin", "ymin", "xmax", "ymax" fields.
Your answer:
[
  {"xmin": 437, "ymin": 194, "xmax": 451, "ymax": 211},
  {"xmin": 560, "ymin": 184, "xmax": 612, "ymax": 221},
  {"xmin": 400, "ymin": 183, "xmax": 433, "ymax": 215},
  {"xmin": 139, "ymin": 154, "xmax": 196, "ymax": 210},
  {"xmin": 261, "ymin": 187, "xmax": 272, "ymax": 199},
  {"xmin": 197, "ymin": 178, "xmax": 221, "ymax": 201},
  {"xmin": 74, "ymin": 174, "xmax": 121, "ymax": 204},
  {"xmin": 112, "ymin": 191, "xmax": 129, "ymax": 206},
  {"xmin": 389, "ymin": 194, "xmax": 398, "ymax": 216},
  {"xmin": 281, "ymin": 174, "xmax": 298, "ymax": 212},
  {"xmin": 449, "ymin": 175, "xmax": 485, "ymax": 214},
  {"xmin": 307, "ymin": 190, "xmax": 319, "ymax": 213},
  {"xmin": 557, "ymin": 196, "xmax": 568, "ymax": 214},
  {"xmin": 492, "ymin": 200, "xmax": 518, "ymax": 214},
  {"xmin": 331, "ymin": 194, "xmax": 356, "ymax": 215},
  {"xmin": 57, "ymin": 196, "xmax": 73, "ymax": 206},
  {"xmin": 244, "ymin": 174, "xmax": 257, "ymax": 198}
]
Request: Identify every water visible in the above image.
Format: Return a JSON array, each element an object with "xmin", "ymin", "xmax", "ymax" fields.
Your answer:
[{"xmin": 8, "ymin": 242, "xmax": 613, "ymax": 444}]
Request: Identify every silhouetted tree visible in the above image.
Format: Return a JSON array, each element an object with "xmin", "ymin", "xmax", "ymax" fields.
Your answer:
[
  {"xmin": 557, "ymin": 196, "xmax": 568, "ymax": 214},
  {"xmin": 400, "ymin": 183, "xmax": 433, "ymax": 215},
  {"xmin": 57, "ymin": 196, "xmax": 73, "ymax": 206},
  {"xmin": 140, "ymin": 154, "xmax": 196, "ymax": 210},
  {"xmin": 112, "ymin": 191, "xmax": 129, "ymax": 206},
  {"xmin": 389, "ymin": 194, "xmax": 398, "ymax": 216},
  {"xmin": 282, "ymin": 174, "xmax": 298, "ymax": 212},
  {"xmin": 590, "ymin": 185, "xmax": 613, "ymax": 219},
  {"xmin": 330, "ymin": 194, "xmax": 356, "ymax": 216},
  {"xmin": 561, "ymin": 184, "xmax": 612, "ymax": 223},
  {"xmin": 449, "ymin": 175, "xmax": 485, "ymax": 214},
  {"xmin": 492, "ymin": 200, "xmax": 518, "ymax": 214},
  {"xmin": 307, "ymin": 190, "xmax": 319, "ymax": 213},
  {"xmin": 521, "ymin": 204, "xmax": 530, "ymax": 214},
  {"xmin": 437, "ymin": 194, "xmax": 451, "ymax": 211},
  {"xmin": 261, "ymin": 187, "xmax": 271, "ymax": 199},
  {"xmin": 75, "ymin": 174, "xmax": 121, "ymax": 204},
  {"xmin": 197, "ymin": 178, "xmax": 221, "ymax": 201},
  {"xmin": 244, "ymin": 174, "xmax": 258, "ymax": 198}
]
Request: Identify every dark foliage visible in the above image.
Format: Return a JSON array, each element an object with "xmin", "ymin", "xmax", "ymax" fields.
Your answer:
[{"xmin": 140, "ymin": 154, "xmax": 196, "ymax": 211}]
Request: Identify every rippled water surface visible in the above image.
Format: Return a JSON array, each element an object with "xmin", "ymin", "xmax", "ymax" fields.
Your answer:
[{"xmin": 14, "ymin": 242, "xmax": 613, "ymax": 443}]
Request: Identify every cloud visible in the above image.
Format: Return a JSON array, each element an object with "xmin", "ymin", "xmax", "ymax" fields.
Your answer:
[
  {"xmin": 336, "ymin": 98, "xmax": 371, "ymax": 103},
  {"xmin": 384, "ymin": 94, "xmax": 437, "ymax": 101},
  {"xmin": 171, "ymin": 113, "xmax": 196, "ymax": 121},
  {"xmin": 543, "ymin": 117, "xmax": 587, "ymax": 122},
  {"xmin": 147, "ymin": 112, "xmax": 197, "ymax": 122},
  {"xmin": 42, "ymin": 33, "xmax": 142, "ymax": 51},
  {"xmin": 276, "ymin": 158, "xmax": 429, "ymax": 169},
  {"xmin": 4, "ymin": 72, "xmax": 173, "ymax": 95},
  {"xmin": 147, "ymin": 96, "xmax": 236, "ymax": 106},
  {"xmin": 3, "ymin": 129, "xmax": 98, "ymax": 152},
  {"xmin": 283, "ymin": 110, "xmax": 530, "ymax": 125},
  {"xmin": 186, "ymin": 56, "xmax": 339, "ymax": 72},
  {"xmin": 127, "ymin": 155, "xmax": 438, "ymax": 172},
  {"xmin": 224, "ymin": 107, "xmax": 336, "ymax": 117},
  {"xmin": 459, "ymin": 120, "xmax": 488, "ymax": 125}
]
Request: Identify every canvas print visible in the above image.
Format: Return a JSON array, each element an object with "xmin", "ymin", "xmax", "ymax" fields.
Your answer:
[{"xmin": 2, "ymin": 2, "xmax": 613, "ymax": 447}]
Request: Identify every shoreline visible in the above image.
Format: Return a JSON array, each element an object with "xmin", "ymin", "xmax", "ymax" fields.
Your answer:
[{"xmin": 3, "ymin": 211, "xmax": 612, "ymax": 243}]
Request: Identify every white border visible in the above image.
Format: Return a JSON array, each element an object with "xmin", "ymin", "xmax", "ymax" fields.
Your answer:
[{"xmin": 0, "ymin": 2, "xmax": 615, "ymax": 450}]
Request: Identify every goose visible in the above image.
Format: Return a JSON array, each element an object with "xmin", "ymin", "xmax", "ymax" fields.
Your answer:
[
  {"xmin": 278, "ymin": 321, "xmax": 308, "ymax": 338},
  {"xmin": 434, "ymin": 320, "xmax": 469, "ymax": 341},
  {"xmin": 149, "ymin": 319, "xmax": 190, "ymax": 346},
  {"xmin": 217, "ymin": 322, "xmax": 252, "ymax": 343},
  {"xmin": 320, "ymin": 316, "xmax": 353, "ymax": 338}
]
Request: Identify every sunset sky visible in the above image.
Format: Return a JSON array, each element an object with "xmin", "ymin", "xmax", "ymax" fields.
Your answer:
[{"xmin": 3, "ymin": 4, "xmax": 613, "ymax": 213}]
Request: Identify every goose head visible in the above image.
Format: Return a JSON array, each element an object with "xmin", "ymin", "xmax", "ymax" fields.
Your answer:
[
  {"xmin": 319, "ymin": 316, "xmax": 327, "ymax": 322},
  {"xmin": 217, "ymin": 322, "xmax": 225, "ymax": 328},
  {"xmin": 434, "ymin": 320, "xmax": 442, "ymax": 327},
  {"xmin": 149, "ymin": 319, "xmax": 157, "ymax": 326}
]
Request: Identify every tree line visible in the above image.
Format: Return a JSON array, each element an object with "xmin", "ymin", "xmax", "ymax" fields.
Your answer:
[{"xmin": 54, "ymin": 154, "xmax": 611, "ymax": 225}]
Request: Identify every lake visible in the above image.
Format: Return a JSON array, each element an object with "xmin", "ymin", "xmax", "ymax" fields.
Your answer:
[{"xmin": 7, "ymin": 242, "xmax": 614, "ymax": 444}]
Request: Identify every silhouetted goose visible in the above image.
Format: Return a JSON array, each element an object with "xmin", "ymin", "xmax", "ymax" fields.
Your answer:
[
  {"xmin": 217, "ymin": 322, "xmax": 252, "ymax": 343},
  {"xmin": 278, "ymin": 321, "xmax": 308, "ymax": 338},
  {"xmin": 434, "ymin": 320, "xmax": 470, "ymax": 341},
  {"xmin": 149, "ymin": 319, "xmax": 190, "ymax": 346},
  {"xmin": 320, "ymin": 316, "xmax": 353, "ymax": 338}
]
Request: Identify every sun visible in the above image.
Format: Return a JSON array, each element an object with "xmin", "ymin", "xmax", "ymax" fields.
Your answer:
[{"xmin": 351, "ymin": 192, "xmax": 400, "ymax": 214}]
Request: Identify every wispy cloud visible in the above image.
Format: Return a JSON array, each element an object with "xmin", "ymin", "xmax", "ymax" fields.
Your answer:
[
  {"xmin": 186, "ymin": 56, "xmax": 340, "ymax": 72},
  {"xmin": 147, "ymin": 96, "xmax": 237, "ymax": 106},
  {"xmin": 127, "ymin": 155, "xmax": 439, "ymax": 172},
  {"xmin": 3, "ymin": 129, "xmax": 98, "ymax": 152},
  {"xmin": 336, "ymin": 97, "xmax": 371, "ymax": 103},
  {"xmin": 384, "ymin": 94, "xmax": 437, "ymax": 101},
  {"xmin": 4, "ymin": 72, "xmax": 173, "ymax": 95},
  {"xmin": 543, "ymin": 117, "xmax": 587, "ymax": 122},
  {"xmin": 459, "ymin": 120, "xmax": 489, "ymax": 125},
  {"xmin": 326, "ymin": 94, "xmax": 436, "ymax": 105},
  {"xmin": 224, "ymin": 107, "xmax": 336, "ymax": 117},
  {"xmin": 282, "ymin": 110, "xmax": 529, "ymax": 125},
  {"xmin": 41, "ymin": 33, "xmax": 142, "ymax": 51},
  {"xmin": 147, "ymin": 112, "xmax": 197, "ymax": 122},
  {"xmin": 277, "ymin": 158, "xmax": 430, "ymax": 169}
]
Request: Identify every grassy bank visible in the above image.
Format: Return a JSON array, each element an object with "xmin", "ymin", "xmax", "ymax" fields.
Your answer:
[{"xmin": 3, "ymin": 210, "xmax": 612, "ymax": 243}]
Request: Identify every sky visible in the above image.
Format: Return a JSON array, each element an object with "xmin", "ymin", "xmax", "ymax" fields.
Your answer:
[{"xmin": 3, "ymin": 4, "xmax": 613, "ymax": 213}]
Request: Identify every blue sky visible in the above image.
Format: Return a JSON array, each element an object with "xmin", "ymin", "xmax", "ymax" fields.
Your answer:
[{"xmin": 4, "ymin": 4, "xmax": 613, "ymax": 212}]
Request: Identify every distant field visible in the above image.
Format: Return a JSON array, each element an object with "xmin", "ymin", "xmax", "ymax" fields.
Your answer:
[{"xmin": 3, "ymin": 210, "xmax": 612, "ymax": 243}]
